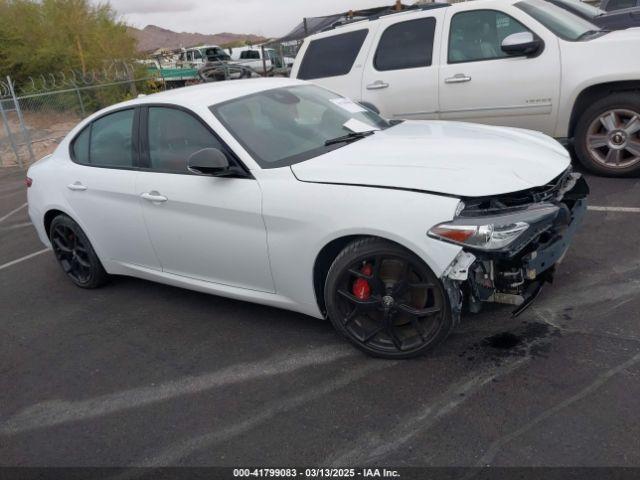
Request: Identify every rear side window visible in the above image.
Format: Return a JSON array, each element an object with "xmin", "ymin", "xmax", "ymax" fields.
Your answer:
[
  {"xmin": 90, "ymin": 109, "xmax": 135, "ymax": 167},
  {"xmin": 146, "ymin": 107, "xmax": 226, "ymax": 174},
  {"xmin": 240, "ymin": 50, "xmax": 260, "ymax": 59},
  {"xmin": 297, "ymin": 29, "xmax": 368, "ymax": 80},
  {"xmin": 71, "ymin": 109, "xmax": 134, "ymax": 168},
  {"xmin": 374, "ymin": 18, "xmax": 436, "ymax": 71},
  {"xmin": 72, "ymin": 126, "xmax": 90, "ymax": 164}
]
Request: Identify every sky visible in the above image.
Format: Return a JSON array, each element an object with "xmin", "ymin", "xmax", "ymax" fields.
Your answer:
[{"xmin": 100, "ymin": 0, "xmax": 397, "ymax": 38}]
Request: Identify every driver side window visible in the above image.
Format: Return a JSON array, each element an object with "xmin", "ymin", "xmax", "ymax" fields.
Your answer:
[{"xmin": 448, "ymin": 10, "xmax": 530, "ymax": 64}]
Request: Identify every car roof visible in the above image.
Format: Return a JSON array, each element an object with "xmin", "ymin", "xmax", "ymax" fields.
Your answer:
[{"xmin": 101, "ymin": 77, "xmax": 306, "ymax": 113}]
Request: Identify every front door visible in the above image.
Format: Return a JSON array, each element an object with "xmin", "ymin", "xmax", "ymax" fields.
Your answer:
[
  {"xmin": 438, "ymin": 7, "xmax": 561, "ymax": 135},
  {"xmin": 135, "ymin": 106, "xmax": 274, "ymax": 292}
]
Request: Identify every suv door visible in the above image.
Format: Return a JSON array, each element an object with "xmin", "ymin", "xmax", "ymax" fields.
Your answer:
[
  {"xmin": 361, "ymin": 14, "xmax": 441, "ymax": 120},
  {"xmin": 438, "ymin": 6, "xmax": 561, "ymax": 135},
  {"xmin": 135, "ymin": 105, "xmax": 274, "ymax": 292},
  {"xmin": 65, "ymin": 108, "xmax": 161, "ymax": 270}
]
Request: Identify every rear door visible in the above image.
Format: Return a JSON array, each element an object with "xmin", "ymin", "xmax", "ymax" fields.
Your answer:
[
  {"xmin": 64, "ymin": 108, "xmax": 161, "ymax": 270},
  {"xmin": 135, "ymin": 105, "xmax": 274, "ymax": 292},
  {"xmin": 438, "ymin": 5, "xmax": 561, "ymax": 135},
  {"xmin": 295, "ymin": 27, "xmax": 374, "ymax": 102},
  {"xmin": 361, "ymin": 11, "xmax": 442, "ymax": 120}
]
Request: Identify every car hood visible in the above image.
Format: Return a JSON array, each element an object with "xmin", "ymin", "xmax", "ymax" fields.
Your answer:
[
  {"xmin": 291, "ymin": 121, "xmax": 570, "ymax": 198},
  {"xmin": 592, "ymin": 26, "xmax": 640, "ymax": 41}
]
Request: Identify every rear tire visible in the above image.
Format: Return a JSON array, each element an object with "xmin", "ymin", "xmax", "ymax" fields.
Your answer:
[
  {"xmin": 574, "ymin": 93, "xmax": 640, "ymax": 177},
  {"xmin": 49, "ymin": 215, "xmax": 109, "ymax": 289},
  {"xmin": 324, "ymin": 238, "xmax": 453, "ymax": 359}
]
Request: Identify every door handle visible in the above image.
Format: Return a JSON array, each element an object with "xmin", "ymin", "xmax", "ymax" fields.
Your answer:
[
  {"xmin": 445, "ymin": 74, "xmax": 472, "ymax": 84},
  {"xmin": 141, "ymin": 191, "xmax": 168, "ymax": 203},
  {"xmin": 366, "ymin": 80, "xmax": 389, "ymax": 90},
  {"xmin": 67, "ymin": 182, "xmax": 87, "ymax": 191}
]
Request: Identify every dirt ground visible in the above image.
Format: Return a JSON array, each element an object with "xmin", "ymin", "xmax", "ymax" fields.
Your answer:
[{"xmin": 0, "ymin": 110, "xmax": 80, "ymax": 167}]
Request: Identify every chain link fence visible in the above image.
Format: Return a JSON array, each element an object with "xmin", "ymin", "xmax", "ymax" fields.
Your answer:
[{"xmin": 0, "ymin": 64, "xmax": 159, "ymax": 169}]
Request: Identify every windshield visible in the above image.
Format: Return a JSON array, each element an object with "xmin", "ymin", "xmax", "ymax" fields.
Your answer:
[
  {"xmin": 211, "ymin": 85, "xmax": 391, "ymax": 168},
  {"xmin": 553, "ymin": 0, "xmax": 605, "ymax": 18},
  {"xmin": 516, "ymin": 0, "xmax": 602, "ymax": 40}
]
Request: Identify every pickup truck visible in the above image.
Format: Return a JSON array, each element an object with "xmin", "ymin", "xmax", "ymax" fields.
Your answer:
[{"xmin": 291, "ymin": 0, "xmax": 640, "ymax": 176}]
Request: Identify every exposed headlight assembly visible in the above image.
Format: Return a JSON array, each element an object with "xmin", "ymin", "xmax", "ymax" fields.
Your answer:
[
  {"xmin": 428, "ymin": 204, "xmax": 560, "ymax": 252},
  {"xmin": 429, "ymin": 222, "xmax": 529, "ymax": 250}
]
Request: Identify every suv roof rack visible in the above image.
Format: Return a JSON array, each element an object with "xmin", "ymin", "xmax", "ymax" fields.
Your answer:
[{"xmin": 323, "ymin": 2, "xmax": 450, "ymax": 32}]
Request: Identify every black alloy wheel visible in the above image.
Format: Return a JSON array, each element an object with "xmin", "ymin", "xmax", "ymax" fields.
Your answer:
[
  {"xmin": 49, "ymin": 215, "xmax": 108, "ymax": 288},
  {"xmin": 325, "ymin": 238, "xmax": 453, "ymax": 359}
]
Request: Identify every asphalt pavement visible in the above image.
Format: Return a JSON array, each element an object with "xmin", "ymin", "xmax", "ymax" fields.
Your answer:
[{"xmin": 1, "ymin": 164, "xmax": 639, "ymax": 470}]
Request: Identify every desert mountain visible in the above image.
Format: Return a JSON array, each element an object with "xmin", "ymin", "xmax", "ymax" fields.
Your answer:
[{"xmin": 128, "ymin": 25, "xmax": 268, "ymax": 52}]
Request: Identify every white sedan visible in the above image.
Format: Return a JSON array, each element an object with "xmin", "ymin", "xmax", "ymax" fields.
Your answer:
[{"xmin": 26, "ymin": 78, "xmax": 588, "ymax": 358}]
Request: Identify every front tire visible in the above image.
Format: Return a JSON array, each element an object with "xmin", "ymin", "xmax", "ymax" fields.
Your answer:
[
  {"xmin": 574, "ymin": 93, "xmax": 640, "ymax": 177},
  {"xmin": 49, "ymin": 215, "xmax": 109, "ymax": 289},
  {"xmin": 324, "ymin": 238, "xmax": 453, "ymax": 359}
]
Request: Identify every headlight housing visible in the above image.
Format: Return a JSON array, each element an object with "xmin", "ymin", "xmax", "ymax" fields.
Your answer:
[{"xmin": 428, "ymin": 221, "xmax": 529, "ymax": 251}]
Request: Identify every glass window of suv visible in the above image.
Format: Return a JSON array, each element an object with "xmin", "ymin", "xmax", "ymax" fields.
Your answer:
[
  {"xmin": 516, "ymin": 0, "xmax": 602, "ymax": 41},
  {"xmin": 76, "ymin": 109, "xmax": 135, "ymax": 168},
  {"xmin": 297, "ymin": 29, "xmax": 368, "ymax": 80},
  {"xmin": 240, "ymin": 50, "xmax": 260, "ymax": 60},
  {"xmin": 146, "ymin": 107, "xmax": 227, "ymax": 174},
  {"xmin": 374, "ymin": 18, "xmax": 436, "ymax": 71},
  {"xmin": 449, "ymin": 10, "xmax": 532, "ymax": 63}
]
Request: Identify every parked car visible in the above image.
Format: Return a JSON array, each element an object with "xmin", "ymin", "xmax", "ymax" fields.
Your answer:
[
  {"xmin": 601, "ymin": 0, "xmax": 640, "ymax": 11},
  {"xmin": 546, "ymin": 0, "xmax": 640, "ymax": 30},
  {"xmin": 177, "ymin": 45, "xmax": 230, "ymax": 67},
  {"xmin": 291, "ymin": 0, "xmax": 640, "ymax": 177},
  {"xmin": 26, "ymin": 78, "xmax": 588, "ymax": 359},
  {"xmin": 229, "ymin": 46, "xmax": 295, "ymax": 72}
]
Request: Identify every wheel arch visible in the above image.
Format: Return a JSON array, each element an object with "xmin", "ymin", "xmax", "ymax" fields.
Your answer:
[
  {"xmin": 568, "ymin": 81, "xmax": 640, "ymax": 139},
  {"xmin": 44, "ymin": 208, "xmax": 74, "ymax": 237},
  {"xmin": 312, "ymin": 233, "xmax": 443, "ymax": 316}
]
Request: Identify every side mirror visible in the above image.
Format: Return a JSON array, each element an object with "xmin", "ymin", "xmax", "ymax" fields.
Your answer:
[
  {"xmin": 187, "ymin": 148, "xmax": 230, "ymax": 176},
  {"xmin": 501, "ymin": 32, "xmax": 542, "ymax": 57}
]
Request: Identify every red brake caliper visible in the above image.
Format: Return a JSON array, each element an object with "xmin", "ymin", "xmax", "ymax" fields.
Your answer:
[{"xmin": 352, "ymin": 263, "xmax": 373, "ymax": 300}]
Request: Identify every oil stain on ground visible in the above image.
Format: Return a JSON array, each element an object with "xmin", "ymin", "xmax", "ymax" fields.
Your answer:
[{"xmin": 459, "ymin": 322, "xmax": 560, "ymax": 365}]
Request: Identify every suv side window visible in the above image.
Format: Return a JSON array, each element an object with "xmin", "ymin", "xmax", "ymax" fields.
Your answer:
[
  {"xmin": 146, "ymin": 107, "xmax": 226, "ymax": 174},
  {"xmin": 374, "ymin": 18, "xmax": 436, "ymax": 71},
  {"xmin": 71, "ymin": 109, "xmax": 134, "ymax": 167},
  {"xmin": 297, "ymin": 29, "xmax": 368, "ymax": 80},
  {"xmin": 449, "ymin": 10, "xmax": 530, "ymax": 64}
]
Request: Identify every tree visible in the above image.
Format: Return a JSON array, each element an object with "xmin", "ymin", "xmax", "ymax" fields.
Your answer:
[{"xmin": 0, "ymin": 0, "xmax": 137, "ymax": 85}]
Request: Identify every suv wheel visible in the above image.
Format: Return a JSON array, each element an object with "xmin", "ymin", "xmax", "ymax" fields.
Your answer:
[{"xmin": 575, "ymin": 93, "xmax": 640, "ymax": 177}]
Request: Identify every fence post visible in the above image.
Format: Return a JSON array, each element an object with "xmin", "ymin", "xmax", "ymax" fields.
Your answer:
[
  {"xmin": 74, "ymin": 84, "xmax": 86, "ymax": 117},
  {"xmin": 125, "ymin": 63, "xmax": 138, "ymax": 97},
  {"xmin": 7, "ymin": 76, "xmax": 35, "ymax": 166},
  {"xmin": 0, "ymin": 97, "xmax": 22, "ymax": 168}
]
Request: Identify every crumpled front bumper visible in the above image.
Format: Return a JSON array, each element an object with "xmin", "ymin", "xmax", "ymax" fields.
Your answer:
[{"xmin": 443, "ymin": 174, "xmax": 589, "ymax": 320}]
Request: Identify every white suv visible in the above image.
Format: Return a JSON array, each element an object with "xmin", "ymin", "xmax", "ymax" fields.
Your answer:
[{"xmin": 291, "ymin": 0, "xmax": 640, "ymax": 177}]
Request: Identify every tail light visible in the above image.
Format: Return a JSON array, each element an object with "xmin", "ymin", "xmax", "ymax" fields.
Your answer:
[{"xmin": 25, "ymin": 176, "xmax": 33, "ymax": 188}]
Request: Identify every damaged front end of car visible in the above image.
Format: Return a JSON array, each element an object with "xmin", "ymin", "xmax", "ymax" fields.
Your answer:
[{"xmin": 430, "ymin": 168, "xmax": 589, "ymax": 322}]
